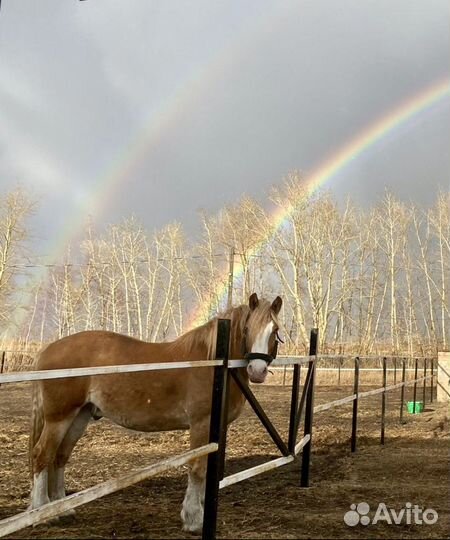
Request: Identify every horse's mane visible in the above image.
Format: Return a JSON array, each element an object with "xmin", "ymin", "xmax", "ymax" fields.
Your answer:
[{"xmin": 171, "ymin": 300, "xmax": 274, "ymax": 359}]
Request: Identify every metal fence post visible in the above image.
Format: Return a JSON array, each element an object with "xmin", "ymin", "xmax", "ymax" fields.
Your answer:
[
  {"xmin": 400, "ymin": 359, "xmax": 406, "ymax": 424},
  {"xmin": 288, "ymin": 363, "xmax": 301, "ymax": 453},
  {"xmin": 0, "ymin": 351, "xmax": 5, "ymax": 375},
  {"xmin": 430, "ymin": 358, "xmax": 434, "ymax": 403},
  {"xmin": 393, "ymin": 357, "xmax": 397, "ymax": 385},
  {"xmin": 422, "ymin": 358, "xmax": 427, "ymax": 407},
  {"xmin": 381, "ymin": 357, "xmax": 387, "ymax": 445},
  {"xmin": 351, "ymin": 357, "xmax": 359, "ymax": 452},
  {"xmin": 202, "ymin": 319, "xmax": 231, "ymax": 540},
  {"xmin": 300, "ymin": 328, "xmax": 318, "ymax": 488},
  {"xmin": 413, "ymin": 358, "xmax": 418, "ymax": 413}
]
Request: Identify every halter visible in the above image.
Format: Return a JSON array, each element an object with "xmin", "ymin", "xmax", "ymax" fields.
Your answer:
[
  {"xmin": 241, "ymin": 315, "xmax": 284, "ymax": 366},
  {"xmin": 244, "ymin": 352, "xmax": 276, "ymax": 365}
]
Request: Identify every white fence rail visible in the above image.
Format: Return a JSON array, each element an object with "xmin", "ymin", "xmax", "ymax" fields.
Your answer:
[{"xmin": 0, "ymin": 359, "xmax": 251, "ymax": 385}]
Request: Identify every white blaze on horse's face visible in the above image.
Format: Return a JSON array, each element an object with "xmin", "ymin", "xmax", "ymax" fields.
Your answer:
[{"xmin": 247, "ymin": 321, "xmax": 274, "ymax": 384}]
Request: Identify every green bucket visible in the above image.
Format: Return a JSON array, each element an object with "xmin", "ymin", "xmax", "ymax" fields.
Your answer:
[{"xmin": 406, "ymin": 401, "xmax": 424, "ymax": 414}]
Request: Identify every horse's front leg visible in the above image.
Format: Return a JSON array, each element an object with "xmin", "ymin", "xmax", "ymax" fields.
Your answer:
[{"xmin": 181, "ymin": 420, "xmax": 209, "ymax": 533}]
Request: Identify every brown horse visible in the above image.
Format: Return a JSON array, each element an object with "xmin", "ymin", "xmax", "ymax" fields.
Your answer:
[{"xmin": 29, "ymin": 293, "xmax": 282, "ymax": 532}]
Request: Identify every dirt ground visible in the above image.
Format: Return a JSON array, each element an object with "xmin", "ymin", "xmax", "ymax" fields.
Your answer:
[{"xmin": 0, "ymin": 381, "xmax": 448, "ymax": 539}]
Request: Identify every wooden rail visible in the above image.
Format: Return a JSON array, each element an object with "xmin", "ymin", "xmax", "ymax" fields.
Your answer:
[
  {"xmin": 219, "ymin": 455, "xmax": 295, "ymax": 489},
  {"xmin": 0, "ymin": 443, "xmax": 218, "ymax": 538},
  {"xmin": 294, "ymin": 434, "xmax": 311, "ymax": 456},
  {"xmin": 0, "ymin": 359, "xmax": 253, "ymax": 385},
  {"xmin": 0, "ymin": 360, "xmax": 225, "ymax": 384},
  {"xmin": 313, "ymin": 375, "xmax": 434, "ymax": 413},
  {"xmin": 271, "ymin": 367, "xmax": 420, "ymax": 372}
]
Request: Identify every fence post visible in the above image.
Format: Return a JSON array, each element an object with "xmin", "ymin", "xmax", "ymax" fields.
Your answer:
[
  {"xmin": 400, "ymin": 359, "xmax": 406, "ymax": 424},
  {"xmin": 422, "ymin": 358, "xmax": 427, "ymax": 407},
  {"xmin": 430, "ymin": 358, "xmax": 434, "ymax": 403},
  {"xmin": 0, "ymin": 351, "xmax": 5, "ymax": 375},
  {"xmin": 300, "ymin": 328, "xmax": 318, "ymax": 488},
  {"xmin": 202, "ymin": 319, "xmax": 231, "ymax": 540},
  {"xmin": 393, "ymin": 357, "xmax": 397, "ymax": 385},
  {"xmin": 288, "ymin": 363, "xmax": 301, "ymax": 453},
  {"xmin": 351, "ymin": 357, "xmax": 359, "ymax": 452},
  {"xmin": 412, "ymin": 358, "xmax": 418, "ymax": 413},
  {"xmin": 381, "ymin": 357, "xmax": 387, "ymax": 445}
]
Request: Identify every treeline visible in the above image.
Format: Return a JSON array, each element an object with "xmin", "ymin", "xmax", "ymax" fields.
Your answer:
[{"xmin": 1, "ymin": 174, "xmax": 449, "ymax": 355}]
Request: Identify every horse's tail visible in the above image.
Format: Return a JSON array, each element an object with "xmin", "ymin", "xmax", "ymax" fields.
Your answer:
[{"xmin": 29, "ymin": 381, "xmax": 44, "ymax": 480}]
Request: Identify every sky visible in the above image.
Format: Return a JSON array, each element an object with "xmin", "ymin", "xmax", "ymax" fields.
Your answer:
[{"xmin": 0, "ymin": 0, "xmax": 449, "ymax": 262}]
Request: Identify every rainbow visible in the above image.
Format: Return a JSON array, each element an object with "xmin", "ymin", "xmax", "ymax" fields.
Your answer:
[
  {"xmin": 187, "ymin": 76, "xmax": 450, "ymax": 328},
  {"xmin": 47, "ymin": 1, "xmax": 292, "ymax": 263}
]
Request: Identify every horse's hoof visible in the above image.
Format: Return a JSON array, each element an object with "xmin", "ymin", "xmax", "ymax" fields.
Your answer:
[
  {"xmin": 181, "ymin": 502, "xmax": 204, "ymax": 535},
  {"xmin": 182, "ymin": 523, "xmax": 202, "ymax": 535}
]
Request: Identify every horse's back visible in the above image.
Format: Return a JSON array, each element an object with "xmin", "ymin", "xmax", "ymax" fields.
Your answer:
[{"xmin": 37, "ymin": 330, "xmax": 169, "ymax": 370}]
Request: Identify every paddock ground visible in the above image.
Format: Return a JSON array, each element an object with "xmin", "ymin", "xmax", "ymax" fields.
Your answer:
[{"xmin": 0, "ymin": 382, "xmax": 448, "ymax": 539}]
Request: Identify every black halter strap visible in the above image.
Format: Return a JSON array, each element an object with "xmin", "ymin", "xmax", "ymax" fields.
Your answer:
[{"xmin": 244, "ymin": 352, "xmax": 275, "ymax": 365}]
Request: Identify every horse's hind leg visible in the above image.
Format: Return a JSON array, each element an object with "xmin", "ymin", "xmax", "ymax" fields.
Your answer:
[
  {"xmin": 30, "ymin": 413, "xmax": 78, "ymax": 509},
  {"xmin": 48, "ymin": 406, "xmax": 92, "ymax": 503}
]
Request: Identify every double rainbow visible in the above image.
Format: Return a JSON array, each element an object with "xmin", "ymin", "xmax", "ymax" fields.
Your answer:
[{"xmin": 187, "ymin": 77, "xmax": 450, "ymax": 328}]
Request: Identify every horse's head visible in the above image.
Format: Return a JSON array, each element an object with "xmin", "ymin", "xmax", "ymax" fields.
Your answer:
[{"xmin": 242, "ymin": 293, "xmax": 283, "ymax": 384}]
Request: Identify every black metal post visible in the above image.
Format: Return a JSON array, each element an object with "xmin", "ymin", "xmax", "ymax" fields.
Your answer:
[
  {"xmin": 351, "ymin": 357, "xmax": 360, "ymax": 452},
  {"xmin": 202, "ymin": 319, "xmax": 231, "ymax": 540},
  {"xmin": 412, "ymin": 358, "xmax": 418, "ymax": 414},
  {"xmin": 217, "ymin": 373, "xmax": 231, "ymax": 482},
  {"xmin": 292, "ymin": 362, "xmax": 314, "ymax": 442},
  {"xmin": 430, "ymin": 358, "xmax": 434, "ymax": 403},
  {"xmin": 422, "ymin": 358, "xmax": 427, "ymax": 407},
  {"xmin": 0, "ymin": 351, "xmax": 5, "ymax": 374},
  {"xmin": 300, "ymin": 328, "xmax": 318, "ymax": 488},
  {"xmin": 381, "ymin": 357, "xmax": 387, "ymax": 445},
  {"xmin": 288, "ymin": 363, "xmax": 301, "ymax": 452},
  {"xmin": 400, "ymin": 360, "xmax": 406, "ymax": 424}
]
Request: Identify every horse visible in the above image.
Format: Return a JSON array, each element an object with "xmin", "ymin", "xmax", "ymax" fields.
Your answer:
[{"xmin": 28, "ymin": 293, "xmax": 283, "ymax": 533}]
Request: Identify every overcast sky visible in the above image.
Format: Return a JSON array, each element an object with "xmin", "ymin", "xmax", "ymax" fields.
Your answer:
[{"xmin": 0, "ymin": 0, "xmax": 449, "ymax": 260}]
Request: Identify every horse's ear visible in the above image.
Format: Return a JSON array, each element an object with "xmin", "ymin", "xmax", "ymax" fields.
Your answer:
[
  {"xmin": 249, "ymin": 293, "xmax": 259, "ymax": 311},
  {"xmin": 271, "ymin": 296, "xmax": 282, "ymax": 314}
]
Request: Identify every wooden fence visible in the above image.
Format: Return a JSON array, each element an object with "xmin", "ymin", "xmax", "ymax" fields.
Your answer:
[{"xmin": 0, "ymin": 325, "xmax": 437, "ymax": 539}]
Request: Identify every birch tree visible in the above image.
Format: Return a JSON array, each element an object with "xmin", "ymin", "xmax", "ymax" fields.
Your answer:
[{"xmin": 0, "ymin": 188, "xmax": 34, "ymax": 333}]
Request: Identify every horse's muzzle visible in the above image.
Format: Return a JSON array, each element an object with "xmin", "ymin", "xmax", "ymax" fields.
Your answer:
[{"xmin": 245, "ymin": 353, "xmax": 274, "ymax": 383}]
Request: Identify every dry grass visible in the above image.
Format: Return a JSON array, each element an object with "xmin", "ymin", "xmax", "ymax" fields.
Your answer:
[{"xmin": 0, "ymin": 381, "xmax": 448, "ymax": 539}]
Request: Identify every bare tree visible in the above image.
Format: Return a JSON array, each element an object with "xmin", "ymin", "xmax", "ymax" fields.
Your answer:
[
  {"xmin": 374, "ymin": 192, "xmax": 410, "ymax": 354},
  {"xmin": 0, "ymin": 188, "xmax": 35, "ymax": 335},
  {"xmin": 11, "ymin": 179, "xmax": 448, "ymax": 357},
  {"xmin": 428, "ymin": 192, "xmax": 450, "ymax": 349}
]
